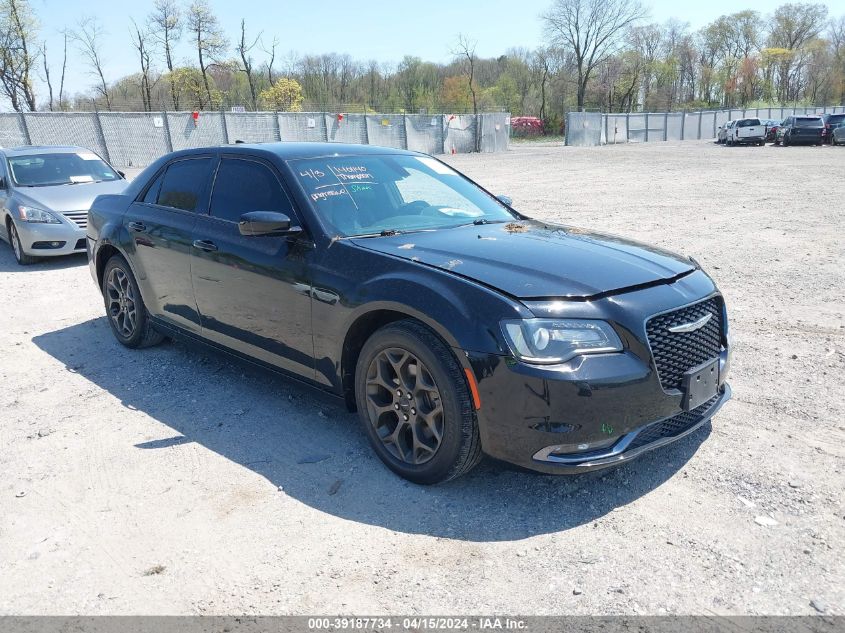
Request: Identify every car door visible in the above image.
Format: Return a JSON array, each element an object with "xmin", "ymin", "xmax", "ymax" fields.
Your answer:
[
  {"xmin": 190, "ymin": 155, "xmax": 315, "ymax": 379},
  {"xmin": 0, "ymin": 157, "xmax": 9, "ymax": 243},
  {"xmin": 123, "ymin": 155, "xmax": 214, "ymax": 333}
]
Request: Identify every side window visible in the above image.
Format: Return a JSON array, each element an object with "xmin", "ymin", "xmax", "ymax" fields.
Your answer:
[
  {"xmin": 141, "ymin": 170, "xmax": 164, "ymax": 204},
  {"xmin": 209, "ymin": 158, "xmax": 293, "ymax": 223},
  {"xmin": 156, "ymin": 158, "xmax": 213, "ymax": 212}
]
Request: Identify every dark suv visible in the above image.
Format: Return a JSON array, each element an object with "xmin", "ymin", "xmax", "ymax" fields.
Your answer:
[
  {"xmin": 821, "ymin": 113, "xmax": 845, "ymax": 144},
  {"xmin": 775, "ymin": 116, "xmax": 824, "ymax": 146},
  {"xmin": 87, "ymin": 143, "xmax": 731, "ymax": 484}
]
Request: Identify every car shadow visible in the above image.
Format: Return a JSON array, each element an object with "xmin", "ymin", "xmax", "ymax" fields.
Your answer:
[
  {"xmin": 0, "ymin": 242, "xmax": 87, "ymax": 272},
  {"xmin": 32, "ymin": 317, "xmax": 710, "ymax": 542}
]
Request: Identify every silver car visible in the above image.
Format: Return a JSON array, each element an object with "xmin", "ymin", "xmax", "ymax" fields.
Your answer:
[{"xmin": 0, "ymin": 145, "xmax": 126, "ymax": 265}]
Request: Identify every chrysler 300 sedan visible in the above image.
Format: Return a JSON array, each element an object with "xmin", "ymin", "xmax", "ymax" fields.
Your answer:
[
  {"xmin": 1, "ymin": 146, "xmax": 126, "ymax": 265},
  {"xmin": 87, "ymin": 143, "xmax": 731, "ymax": 484}
]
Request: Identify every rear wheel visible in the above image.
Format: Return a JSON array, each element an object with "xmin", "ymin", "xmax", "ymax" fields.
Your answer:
[
  {"xmin": 354, "ymin": 320, "xmax": 482, "ymax": 484},
  {"xmin": 102, "ymin": 255, "xmax": 164, "ymax": 348},
  {"xmin": 8, "ymin": 221, "xmax": 37, "ymax": 265}
]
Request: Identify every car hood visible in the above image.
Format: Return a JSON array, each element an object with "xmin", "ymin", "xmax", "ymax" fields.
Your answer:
[
  {"xmin": 350, "ymin": 220, "xmax": 696, "ymax": 299},
  {"xmin": 14, "ymin": 180, "xmax": 128, "ymax": 212}
]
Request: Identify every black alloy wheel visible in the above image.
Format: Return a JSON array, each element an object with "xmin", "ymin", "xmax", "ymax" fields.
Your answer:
[
  {"xmin": 102, "ymin": 255, "xmax": 164, "ymax": 348},
  {"xmin": 355, "ymin": 320, "xmax": 482, "ymax": 484}
]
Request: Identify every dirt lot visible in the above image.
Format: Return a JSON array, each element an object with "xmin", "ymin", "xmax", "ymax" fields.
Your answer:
[{"xmin": 0, "ymin": 141, "xmax": 843, "ymax": 616}]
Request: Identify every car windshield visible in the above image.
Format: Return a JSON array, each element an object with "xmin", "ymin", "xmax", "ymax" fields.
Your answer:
[
  {"xmin": 8, "ymin": 151, "xmax": 121, "ymax": 187},
  {"xmin": 737, "ymin": 119, "xmax": 761, "ymax": 127},
  {"xmin": 794, "ymin": 117, "xmax": 823, "ymax": 128},
  {"xmin": 289, "ymin": 154, "xmax": 516, "ymax": 237}
]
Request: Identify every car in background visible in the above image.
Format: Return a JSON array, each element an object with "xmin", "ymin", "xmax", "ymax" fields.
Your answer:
[
  {"xmin": 761, "ymin": 119, "xmax": 781, "ymax": 142},
  {"xmin": 717, "ymin": 120, "xmax": 735, "ymax": 144},
  {"xmin": 86, "ymin": 142, "xmax": 731, "ymax": 484},
  {"xmin": 832, "ymin": 122, "xmax": 845, "ymax": 146},
  {"xmin": 0, "ymin": 146, "xmax": 126, "ymax": 265},
  {"xmin": 774, "ymin": 116, "xmax": 824, "ymax": 146},
  {"xmin": 820, "ymin": 113, "xmax": 845, "ymax": 144},
  {"xmin": 727, "ymin": 118, "xmax": 765, "ymax": 146}
]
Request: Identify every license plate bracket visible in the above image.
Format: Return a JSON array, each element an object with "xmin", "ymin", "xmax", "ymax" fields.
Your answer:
[{"xmin": 682, "ymin": 358, "xmax": 720, "ymax": 411}]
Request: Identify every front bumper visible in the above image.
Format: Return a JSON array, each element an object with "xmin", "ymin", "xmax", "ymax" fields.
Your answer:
[
  {"xmin": 15, "ymin": 220, "xmax": 87, "ymax": 257},
  {"xmin": 464, "ymin": 270, "xmax": 732, "ymax": 475}
]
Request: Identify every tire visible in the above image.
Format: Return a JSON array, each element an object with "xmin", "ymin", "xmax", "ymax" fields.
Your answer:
[
  {"xmin": 102, "ymin": 254, "xmax": 164, "ymax": 349},
  {"xmin": 354, "ymin": 320, "xmax": 482, "ymax": 484},
  {"xmin": 783, "ymin": 135, "xmax": 789, "ymax": 147},
  {"xmin": 8, "ymin": 221, "xmax": 37, "ymax": 265}
]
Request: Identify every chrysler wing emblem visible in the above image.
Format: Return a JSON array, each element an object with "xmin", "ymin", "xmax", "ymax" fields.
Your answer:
[{"xmin": 668, "ymin": 313, "xmax": 712, "ymax": 333}]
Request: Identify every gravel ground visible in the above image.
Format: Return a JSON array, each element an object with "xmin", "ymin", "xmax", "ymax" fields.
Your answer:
[{"xmin": 0, "ymin": 140, "xmax": 843, "ymax": 616}]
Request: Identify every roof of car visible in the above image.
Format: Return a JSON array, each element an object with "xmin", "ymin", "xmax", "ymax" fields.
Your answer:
[
  {"xmin": 168, "ymin": 142, "xmax": 422, "ymax": 161},
  {"xmin": 2, "ymin": 145, "xmax": 97, "ymax": 157}
]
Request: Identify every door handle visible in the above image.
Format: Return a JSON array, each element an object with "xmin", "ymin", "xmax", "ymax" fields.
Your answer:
[
  {"xmin": 192, "ymin": 239, "xmax": 218, "ymax": 252},
  {"xmin": 128, "ymin": 221, "xmax": 147, "ymax": 232}
]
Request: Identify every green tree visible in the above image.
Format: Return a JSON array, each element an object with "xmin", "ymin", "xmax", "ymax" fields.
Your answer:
[{"xmin": 258, "ymin": 77, "xmax": 303, "ymax": 111}]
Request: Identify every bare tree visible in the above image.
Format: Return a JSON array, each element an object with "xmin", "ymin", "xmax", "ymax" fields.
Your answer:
[
  {"xmin": 260, "ymin": 34, "xmax": 278, "ymax": 85},
  {"xmin": 542, "ymin": 0, "xmax": 647, "ymax": 109},
  {"xmin": 0, "ymin": 0, "xmax": 38, "ymax": 111},
  {"xmin": 187, "ymin": 0, "xmax": 227, "ymax": 108},
  {"xmin": 71, "ymin": 16, "xmax": 111, "ymax": 110},
  {"xmin": 149, "ymin": 0, "xmax": 182, "ymax": 109},
  {"xmin": 236, "ymin": 19, "xmax": 260, "ymax": 110},
  {"xmin": 130, "ymin": 19, "xmax": 155, "ymax": 111},
  {"xmin": 452, "ymin": 34, "xmax": 478, "ymax": 115}
]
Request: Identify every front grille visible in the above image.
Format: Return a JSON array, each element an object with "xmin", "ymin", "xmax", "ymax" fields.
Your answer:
[
  {"xmin": 646, "ymin": 297, "xmax": 723, "ymax": 391},
  {"xmin": 62, "ymin": 211, "xmax": 88, "ymax": 229},
  {"xmin": 627, "ymin": 393, "xmax": 720, "ymax": 451}
]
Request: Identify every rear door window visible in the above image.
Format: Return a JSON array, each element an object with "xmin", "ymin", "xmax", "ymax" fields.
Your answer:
[{"xmin": 156, "ymin": 158, "xmax": 213, "ymax": 212}]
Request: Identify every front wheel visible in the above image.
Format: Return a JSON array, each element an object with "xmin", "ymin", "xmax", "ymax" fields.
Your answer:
[
  {"xmin": 354, "ymin": 320, "xmax": 482, "ymax": 484},
  {"xmin": 102, "ymin": 255, "xmax": 164, "ymax": 348},
  {"xmin": 8, "ymin": 221, "xmax": 37, "ymax": 265}
]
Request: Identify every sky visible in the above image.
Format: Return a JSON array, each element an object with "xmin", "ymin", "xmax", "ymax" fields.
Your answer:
[{"xmin": 30, "ymin": 0, "xmax": 845, "ymax": 104}]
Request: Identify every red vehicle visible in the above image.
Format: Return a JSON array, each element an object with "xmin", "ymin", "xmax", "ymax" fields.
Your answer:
[{"xmin": 510, "ymin": 116, "xmax": 544, "ymax": 137}]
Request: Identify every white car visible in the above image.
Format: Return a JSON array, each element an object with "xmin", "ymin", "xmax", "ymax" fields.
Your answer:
[
  {"xmin": 727, "ymin": 118, "xmax": 766, "ymax": 146},
  {"xmin": 717, "ymin": 121, "xmax": 734, "ymax": 144}
]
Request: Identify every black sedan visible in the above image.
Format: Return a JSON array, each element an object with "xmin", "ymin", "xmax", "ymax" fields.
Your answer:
[{"xmin": 87, "ymin": 143, "xmax": 731, "ymax": 484}]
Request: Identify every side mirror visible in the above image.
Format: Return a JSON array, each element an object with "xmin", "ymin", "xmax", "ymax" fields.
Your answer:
[
  {"xmin": 496, "ymin": 195, "xmax": 513, "ymax": 207},
  {"xmin": 238, "ymin": 211, "xmax": 302, "ymax": 237},
  {"xmin": 117, "ymin": 170, "xmax": 126, "ymax": 178},
  {"xmin": 0, "ymin": 176, "xmax": 5, "ymax": 189}
]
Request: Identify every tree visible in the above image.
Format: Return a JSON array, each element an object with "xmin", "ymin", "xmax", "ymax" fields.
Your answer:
[
  {"xmin": 542, "ymin": 0, "xmax": 647, "ymax": 109},
  {"xmin": 41, "ymin": 34, "xmax": 66, "ymax": 110},
  {"xmin": 235, "ymin": 19, "xmax": 260, "ymax": 110},
  {"xmin": 187, "ymin": 0, "xmax": 227, "ymax": 108},
  {"xmin": 166, "ymin": 66, "xmax": 212, "ymax": 109},
  {"xmin": 258, "ymin": 77, "xmax": 303, "ymax": 111},
  {"xmin": 261, "ymin": 34, "xmax": 278, "ymax": 85},
  {"xmin": 452, "ymin": 34, "xmax": 478, "ymax": 115},
  {"xmin": 148, "ymin": 0, "xmax": 182, "ymax": 109},
  {"xmin": 130, "ymin": 19, "xmax": 156, "ymax": 111},
  {"xmin": 71, "ymin": 16, "xmax": 111, "ymax": 110},
  {"xmin": 0, "ymin": 0, "xmax": 38, "ymax": 111}
]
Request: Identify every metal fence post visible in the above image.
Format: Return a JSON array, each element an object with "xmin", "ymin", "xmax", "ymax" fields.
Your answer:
[
  {"xmin": 92, "ymin": 105, "xmax": 112, "ymax": 165},
  {"xmin": 625, "ymin": 112, "xmax": 630, "ymax": 142},
  {"xmin": 680, "ymin": 110, "xmax": 685, "ymax": 141},
  {"xmin": 713, "ymin": 112, "xmax": 717, "ymax": 138},
  {"xmin": 19, "ymin": 111, "xmax": 31, "ymax": 145},
  {"xmin": 645, "ymin": 113, "xmax": 649, "ymax": 142},
  {"xmin": 402, "ymin": 113, "xmax": 408, "ymax": 150},
  {"xmin": 441, "ymin": 115, "xmax": 447, "ymax": 154},
  {"xmin": 663, "ymin": 111, "xmax": 668, "ymax": 141},
  {"xmin": 220, "ymin": 108, "xmax": 230, "ymax": 144},
  {"xmin": 696, "ymin": 110, "xmax": 702, "ymax": 140},
  {"xmin": 162, "ymin": 110, "xmax": 174, "ymax": 153},
  {"xmin": 273, "ymin": 111, "xmax": 281, "ymax": 141}
]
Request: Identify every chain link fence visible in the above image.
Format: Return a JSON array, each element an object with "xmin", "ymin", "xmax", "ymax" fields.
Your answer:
[
  {"xmin": 0, "ymin": 110, "xmax": 511, "ymax": 168},
  {"xmin": 567, "ymin": 105, "xmax": 845, "ymax": 146}
]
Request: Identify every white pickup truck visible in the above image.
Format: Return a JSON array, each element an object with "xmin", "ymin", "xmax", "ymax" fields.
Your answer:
[{"xmin": 727, "ymin": 118, "xmax": 766, "ymax": 146}]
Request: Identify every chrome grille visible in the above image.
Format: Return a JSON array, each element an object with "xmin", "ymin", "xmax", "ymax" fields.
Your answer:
[
  {"xmin": 646, "ymin": 297, "xmax": 723, "ymax": 391},
  {"xmin": 62, "ymin": 211, "xmax": 88, "ymax": 229}
]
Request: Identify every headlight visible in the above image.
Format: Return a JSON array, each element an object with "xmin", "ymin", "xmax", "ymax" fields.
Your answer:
[
  {"xmin": 501, "ymin": 318, "xmax": 623, "ymax": 364},
  {"xmin": 17, "ymin": 205, "xmax": 61, "ymax": 224}
]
